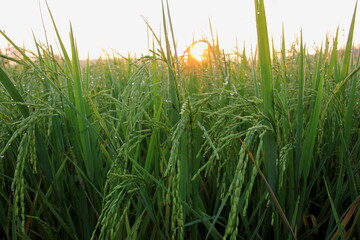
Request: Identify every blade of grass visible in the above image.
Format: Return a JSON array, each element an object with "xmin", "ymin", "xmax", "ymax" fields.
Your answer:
[
  {"xmin": 161, "ymin": 0, "xmax": 180, "ymax": 126},
  {"xmin": 295, "ymin": 31, "xmax": 305, "ymax": 180},
  {"xmin": 254, "ymin": 0, "xmax": 278, "ymax": 193},
  {"xmin": 0, "ymin": 67, "xmax": 29, "ymax": 117},
  {"xmin": 341, "ymin": 1, "xmax": 357, "ymax": 80},
  {"xmin": 340, "ymin": 1, "xmax": 359, "ymax": 202},
  {"xmin": 300, "ymin": 47, "xmax": 324, "ymax": 182},
  {"xmin": 324, "ymin": 177, "xmax": 346, "ymax": 240},
  {"xmin": 69, "ymin": 24, "xmax": 97, "ymax": 181}
]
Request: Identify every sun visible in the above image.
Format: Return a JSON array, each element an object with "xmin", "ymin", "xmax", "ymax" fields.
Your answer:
[{"xmin": 189, "ymin": 41, "xmax": 209, "ymax": 61}]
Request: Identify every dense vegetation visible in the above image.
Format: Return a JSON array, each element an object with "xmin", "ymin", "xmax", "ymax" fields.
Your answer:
[{"xmin": 0, "ymin": 1, "xmax": 359, "ymax": 239}]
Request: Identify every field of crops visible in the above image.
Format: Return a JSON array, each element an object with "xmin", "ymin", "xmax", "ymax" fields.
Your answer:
[{"xmin": 0, "ymin": 1, "xmax": 359, "ymax": 239}]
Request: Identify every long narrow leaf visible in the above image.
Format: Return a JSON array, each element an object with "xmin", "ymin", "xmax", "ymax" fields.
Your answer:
[{"xmin": 254, "ymin": 0, "xmax": 277, "ymax": 193}]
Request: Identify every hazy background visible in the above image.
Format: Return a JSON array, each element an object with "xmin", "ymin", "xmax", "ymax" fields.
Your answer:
[{"xmin": 0, "ymin": 0, "xmax": 359, "ymax": 59}]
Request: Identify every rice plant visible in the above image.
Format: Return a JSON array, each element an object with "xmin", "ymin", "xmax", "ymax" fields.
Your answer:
[{"xmin": 0, "ymin": 0, "xmax": 359, "ymax": 239}]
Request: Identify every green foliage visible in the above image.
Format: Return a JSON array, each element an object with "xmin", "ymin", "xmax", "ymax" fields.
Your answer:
[{"xmin": 0, "ymin": 1, "xmax": 359, "ymax": 239}]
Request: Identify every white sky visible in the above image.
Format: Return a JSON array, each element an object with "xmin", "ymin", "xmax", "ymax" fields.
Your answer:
[{"xmin": 0, "ymin": 0, "xmax": 359, "ymax": 59}]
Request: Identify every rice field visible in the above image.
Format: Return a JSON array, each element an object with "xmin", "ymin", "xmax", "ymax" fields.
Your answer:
[{"xmin": 0, "ymin": 0, "xmax": 359, "ymax": 239}]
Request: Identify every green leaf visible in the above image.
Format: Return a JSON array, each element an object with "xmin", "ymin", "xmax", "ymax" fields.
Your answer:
[{"xmin": 0, "ymin": 67, "xmax": 29, "ymax": 117}]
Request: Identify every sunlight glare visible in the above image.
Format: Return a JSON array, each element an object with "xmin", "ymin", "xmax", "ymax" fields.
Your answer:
[{"xmin": 189, "ymin": 41, "xmax": 208, "ymax": 61}]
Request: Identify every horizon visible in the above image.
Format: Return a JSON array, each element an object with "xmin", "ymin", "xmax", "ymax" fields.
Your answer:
[{"xmin": 0, "ymin": 0, "xmax": 359, "ymax": 59}]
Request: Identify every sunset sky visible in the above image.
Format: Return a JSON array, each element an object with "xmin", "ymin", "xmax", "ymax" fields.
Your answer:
[{"xmin": 0, "ymin": 0, "xmax": 359, "ymax": 59}]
